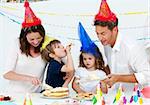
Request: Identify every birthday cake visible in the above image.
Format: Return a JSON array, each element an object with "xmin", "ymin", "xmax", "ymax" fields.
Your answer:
[{"xmin": 42, "ymin": 87, "xmax": 69, "ymax": 98}]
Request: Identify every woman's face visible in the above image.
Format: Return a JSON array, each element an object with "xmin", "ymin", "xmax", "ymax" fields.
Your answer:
[
  {"xmin": 26, "ymin": 32, "xmax": 43, "ymax": 47},
  {"xmin": 82, "ymin": 53, "xmax": 96, "ymax": 70}
]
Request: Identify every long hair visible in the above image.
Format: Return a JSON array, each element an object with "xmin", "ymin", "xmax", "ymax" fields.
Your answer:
[
  {"xmin": 79, "ymin": 46, "xmax": 110, "ymax": 75},
  {"xmin": 19, "ymin": 24, "xmax": 45, "ymax": 56},
  {"xmin": 41, "ymin": 39, "xmax": 61, "ymax": 62}
]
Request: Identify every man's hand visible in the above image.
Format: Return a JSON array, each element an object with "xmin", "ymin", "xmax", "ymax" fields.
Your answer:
[{"xmin": 103, "ymin": 74, "xmax": 119, "ymax": 88}]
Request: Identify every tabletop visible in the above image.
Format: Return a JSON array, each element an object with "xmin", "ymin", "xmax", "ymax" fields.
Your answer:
[{"xmin": 0, "ymin": 90, "xmax": 150, "ymax": 105}]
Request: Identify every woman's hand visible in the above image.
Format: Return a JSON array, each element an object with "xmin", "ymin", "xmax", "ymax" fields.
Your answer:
[{"xmin": 27, "ymin": 76, "xmax": 41, "ymax": 86}]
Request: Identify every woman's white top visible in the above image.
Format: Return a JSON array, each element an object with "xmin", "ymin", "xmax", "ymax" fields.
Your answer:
[
  {"xmin": 3, "ymin": 39, "xmax": 46, "ymax": 93},
  {"xmin": 75, "ymin": 67, "xmax": 106, "ymax": 93}
]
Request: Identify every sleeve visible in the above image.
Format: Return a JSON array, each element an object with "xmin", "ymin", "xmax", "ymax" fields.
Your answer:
[
  {"xmin": 3, "ymin": 39, "xmax": 19, "ymax": 74},
  {"xmin": 47, "ymin": 60, "xmax": 63, "ymax": 74},
  {"xmin": 97, "ymin": 70, "xmax": 107, "ymax": 80},
  {"xmin": 129, "ymin": 44, "xmax": 150, "ymax": 86},
  {"xmin": 74, "ymin": 67, "xmax": 83, "ymax": 78}
]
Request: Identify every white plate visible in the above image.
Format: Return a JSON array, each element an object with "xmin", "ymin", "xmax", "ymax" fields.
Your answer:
[
  {"xmin": 0, "ymin": 98, "xmax": 14, "ymax": 102},
  {"xmin": 40, "ymin": 94, "xmax": 69, "ymax": 99},
  {"xmin": 73, "ymin": 95, "xmax": 93, "ymax": 101}
]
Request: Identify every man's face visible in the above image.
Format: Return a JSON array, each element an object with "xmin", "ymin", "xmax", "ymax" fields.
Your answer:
[{"xmin": 95, "ymin": 25, "xmax": 114, "ymax": 46}]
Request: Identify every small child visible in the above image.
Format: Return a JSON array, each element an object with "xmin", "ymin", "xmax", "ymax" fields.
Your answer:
[
  {"xmin": 72, "ymin": 22, "xmax": 109, "ymax": 94},
  {"xmin": 41, "ymin": 39, "xmax": 74, "ymax": 88}
]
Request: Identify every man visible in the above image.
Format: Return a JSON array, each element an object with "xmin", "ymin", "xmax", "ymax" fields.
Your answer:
[{"xmin": 94, "ymin": 0, "xmax": 150, "ymax": 90}]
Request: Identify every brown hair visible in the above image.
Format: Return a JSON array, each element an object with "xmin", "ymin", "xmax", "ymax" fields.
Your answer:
[
  {"xmin": 94, "ymin": 18, "xmax": 118, "ymax": 31},
  {"xmin": 19, "ymin": 24, "xmax": 45, "ymax": 56},
  {"xmin": 79, "ymin": 46, "xmax": 110, "ymax": 75},
  {"xmin": 41, "ymin": 39, "xmax": 61, "ymax": 62}
]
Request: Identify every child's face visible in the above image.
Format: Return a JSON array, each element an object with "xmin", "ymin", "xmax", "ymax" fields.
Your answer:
[
  {"xmin": 26, "ymin": 32, "xmax": 43, "ymax": 47},
  {"xmin": 53, "ymin": 43, "xmax": 67, "ymax": 58},
  {"xmin": 82, "ymin": 53, "xmax": 96, "ymax": 70}
]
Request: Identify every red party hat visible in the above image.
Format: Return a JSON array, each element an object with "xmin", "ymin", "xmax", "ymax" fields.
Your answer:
[
  {"xmin": 95, "ymin": 0, "xmax": 117, "ymax": 22},
  {"xmin": 22, "ymin": 0, "xmax": 41, "ymax": 28}
]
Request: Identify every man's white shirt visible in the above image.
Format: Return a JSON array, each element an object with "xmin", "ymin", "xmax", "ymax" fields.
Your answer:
[{"xmin": 104, "ymin": 33, "xmax": 150, "ymax": 91}]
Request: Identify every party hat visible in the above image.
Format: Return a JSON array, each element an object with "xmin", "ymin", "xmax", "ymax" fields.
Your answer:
[
  {"xmin": 95, "ymin": 0, "xmax": 117, "ymax": 22},
  {"xmin": 130, "ymin": 84, "xmax": 143, "ymax": 105},
  {"xmin": 41, "ymin": 35, "xmax": 55, "ymax": 50},
  {"xmin": 78, "ymin": 22, "xmax": 100, "ymax": 57},
  {"xmin": 113, "ymin": 84, "xmax": 124, "ymax": 104},
  {"xmin": 92, "ymin": 83, "xmax": 105, "ymax": 105},
  {"xmin": 23, "ymin": 93, "xmax": 32, "ymax": 105},
  {"xmin": 22, "ymin": 0, "xmax": 41, "ymax": 28}
]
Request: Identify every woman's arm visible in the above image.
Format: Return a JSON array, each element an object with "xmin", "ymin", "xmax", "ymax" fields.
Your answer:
[
  {"xmin": 3, "ymin": 71, "xmax": 41, "ymax": 85},
  {"xmin": 72, "ymin": 77, "xmax": 85, "ymax": 93}
]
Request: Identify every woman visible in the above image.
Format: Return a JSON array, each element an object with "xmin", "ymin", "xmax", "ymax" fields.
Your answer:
[{"xmin": 3, "ymin": 1, "xmax": 46, "ymax": 93}]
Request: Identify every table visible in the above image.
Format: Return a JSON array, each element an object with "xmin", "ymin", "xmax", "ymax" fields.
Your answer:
[{"xmin": 0, "ymin": 90, "xmax": 150, "ymax": 105}]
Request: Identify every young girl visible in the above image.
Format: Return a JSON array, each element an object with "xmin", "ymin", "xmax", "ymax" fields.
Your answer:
[
  {"xmin": 41, "ymin": 39, "xmax": 74, "ymax": 88},
  {"xmin": 72, "ymin": 22, "xmax": 109, "ymax": 94}
]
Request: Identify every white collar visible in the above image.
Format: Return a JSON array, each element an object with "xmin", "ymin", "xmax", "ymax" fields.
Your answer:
[{"xmin": 112, "ymin": 32, "xmax": 122, "ymax": 52}]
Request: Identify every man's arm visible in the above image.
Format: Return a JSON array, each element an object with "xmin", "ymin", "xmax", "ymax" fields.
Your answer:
[{"xmin": 103, "ymin": 74, "xmax": 138, "ymax": 88}]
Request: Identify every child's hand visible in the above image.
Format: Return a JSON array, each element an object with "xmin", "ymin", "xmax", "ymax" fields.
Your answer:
[
  {"xmin": 100, "ymin": 80, "xmax": 108, "ymax": 94},
  {"xmin": 77, "ymin": 91, "xmax": 86, "ymax": 94},
  {"xmin": 65, "ymin": 43, "xmax": 72, "ymax": 53},
  {"xmin": 63, "ymin": 73, "xmax": 70, "ymax": 80},
  {"xmin": 62, "ymin": 84, "xmax": 68, "ymax": 88}
]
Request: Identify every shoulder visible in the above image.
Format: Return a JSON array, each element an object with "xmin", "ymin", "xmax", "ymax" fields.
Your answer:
[
  {"xmin": 75, "ymin": 67, "xmax": 86, "ymax": 75},
  {"xmin": 8, "ymin": 38, "xmax": 20, "ymax": 54},
  {"xmin": 49, "ymin": 59, "xmax": 60, "ymax": 65},
  {"xmin": 121, "ymin": 39, "xmax": 148, "ymax": 62},
  {"xmin": 76, "ymin": 67, "xmax": 86, "ymax": 72},
  {"xmin": 48, "ymin": 59, "xmax": 63, "ymax": 70},
  {"xmin": 96, "ymin": 69, "xmax": 106, "ymax": 75},
  {"xmin": 122, "ymin": 40, "xmax": 145, "ymax": 53}
]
